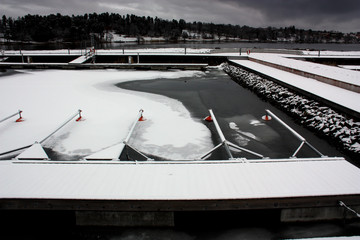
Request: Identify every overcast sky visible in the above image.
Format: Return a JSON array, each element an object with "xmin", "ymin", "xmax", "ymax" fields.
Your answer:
[{"xmin": 2, "ymin": 0, "xmax": 359, "ymax": 33}]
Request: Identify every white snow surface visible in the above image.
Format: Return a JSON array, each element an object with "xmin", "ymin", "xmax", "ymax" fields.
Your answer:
[
  {"xmin": 15, "ymin": 142, "xmax": 49, "ymax": 160},
  {"xmin": 0, "ymin": 69, "xmax": 212, "ymax": 160},
  {"xmin": 249, "ymin": 53, "xmax": 360, "ymax": 87},
  {"xmin": 1, "ymin": 158, "xmax": 360, "ymax": 200},
  {"xmin": 231, "ymin": 59, "xmax": 360, "ymax": 114}
]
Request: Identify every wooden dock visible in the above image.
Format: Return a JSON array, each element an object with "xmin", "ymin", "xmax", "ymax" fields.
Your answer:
[
  {"xmin": 0, "ymin": 51, "xmax": 229, "ymax": 70},
  {"xmin": 1, "ymin": 157, "xmax": 360, "ymax": 226},
  {"xmin": 1, "ymin": 49, "xmax": 360, "ymax": 227}
]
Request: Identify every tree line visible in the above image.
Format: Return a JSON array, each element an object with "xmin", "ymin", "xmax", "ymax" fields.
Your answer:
[{"xmin": 1, "ymin": 13, "xmax": 359, "ymax": 44}]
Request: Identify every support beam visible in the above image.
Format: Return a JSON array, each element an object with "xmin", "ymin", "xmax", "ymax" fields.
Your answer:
[
  {"xmin": 0, "ymin": 110, "xmax": 23, "ymax": 123},
  {"xmin": 206, "ymin": 109, "xmax": 233, "ymax": 159},
  {"xmin": 201, "ymin": 109, "xmax": 263, "ymax": 160},
  {"xmin": 122, "ymin": 109, "xmax": 152, "ymax": 161},
  {"xmin": 265, "ymin": 109, "xmax": 324, "ymax": 158},
  {"xmin": 0, "ymin": 110, "xmax": 82, "ymax": 158},
  {"xmin": 40, "ymin": 110, "xmax": 82, "ymax": 144}
]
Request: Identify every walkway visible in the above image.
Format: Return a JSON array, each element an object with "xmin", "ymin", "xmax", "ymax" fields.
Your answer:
[{"xmin": 230, "ymin": 58, "xmax": 360, "ymax": 116}]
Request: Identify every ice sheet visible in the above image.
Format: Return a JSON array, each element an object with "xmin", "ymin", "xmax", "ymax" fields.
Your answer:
[{"xmin": 0, "ymin": 69, "xmax": 213, "ymax": 160}]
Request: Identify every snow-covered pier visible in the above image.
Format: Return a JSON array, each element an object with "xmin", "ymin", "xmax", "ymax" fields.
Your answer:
[
  {"xmin": 1, "ymin": 157, "xmax": 360, "ymax": 226},
  {"xmin": 228, "ymin": 54, "xmax": 360, "ymax": 119},
  {"xmin": 1, "ymin": 48, "xmax": 360, "ymax": 227},
  {"xmin": 0, "ymin": 49, "xmax": 228, "ymax": 70}
]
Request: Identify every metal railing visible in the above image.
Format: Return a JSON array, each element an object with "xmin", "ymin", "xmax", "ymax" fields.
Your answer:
[{"xmin": 200, "ymin": 109, "xmax": 264, "ymax": 160}]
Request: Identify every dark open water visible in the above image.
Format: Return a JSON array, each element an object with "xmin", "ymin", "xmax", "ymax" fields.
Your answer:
[{"xmin": 118, "ymin": 68, "xmax": 350, "ymax": 161}]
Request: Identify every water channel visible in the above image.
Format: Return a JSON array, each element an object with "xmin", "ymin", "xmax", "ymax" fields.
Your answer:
[{"xmin": 119, "ymin": 68, "xmax": 349, "ymax": 162}]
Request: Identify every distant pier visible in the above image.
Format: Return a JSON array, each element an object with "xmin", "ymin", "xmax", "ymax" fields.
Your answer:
[{"xmin": 0, "ymin": 50, "xmax": 228, "ymax": 70}]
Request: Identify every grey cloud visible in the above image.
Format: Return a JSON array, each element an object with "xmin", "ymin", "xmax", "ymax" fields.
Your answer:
[
  {"xmin": 220, "ymin": 0, "xmax": 360, "ymax": 31},
  {"xmin": 1, "ymin": 0, "xmax": 359, "ymax": 32}
]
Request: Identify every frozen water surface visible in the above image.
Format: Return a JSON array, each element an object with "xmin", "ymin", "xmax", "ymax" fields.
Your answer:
[{"xmin": 0, "ymin": 69, "xmax": 212, "ymax": 160}]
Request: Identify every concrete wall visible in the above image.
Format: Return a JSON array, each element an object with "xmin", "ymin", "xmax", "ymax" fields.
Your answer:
[
  {"xmin": 281, "ymin": 206, "xmax": 360, "ymax": 222},
  {"xmin": 76, "ymin": 211, "xmax": 175, "ymax": 227}
]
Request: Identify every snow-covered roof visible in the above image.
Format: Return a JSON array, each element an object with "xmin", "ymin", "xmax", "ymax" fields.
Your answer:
[{"xmin": 1, "ymin": 157, "xmax": 360, "ymax": 200}]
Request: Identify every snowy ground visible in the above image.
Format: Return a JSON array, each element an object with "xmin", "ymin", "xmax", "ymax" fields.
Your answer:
[{"xmin": 0, "ymin": 69, "xmax": 213, "ymax": 160}]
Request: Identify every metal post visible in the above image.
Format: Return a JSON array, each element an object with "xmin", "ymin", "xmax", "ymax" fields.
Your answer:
[
  {"xmin": 209, "ymin": 109, "xmax": 233, "ymax": 159},
  {"xmin": 266, "ymin": 110, "xmax": 305, "ymax": 142},
  {"xmin": 0, "ymin": 110, "xmax": 82, "ymax": 157},
  {"xmin": 265, "ymin": 109, "xmax": 324, "ymax": 157},
  {"xmin": 0, "ymin": 110, "xmax": 22, "ymax": 123},
  {"xmin": 199, "ymin": 142, "xmax": 224, "ymax": 160},
  {"xmin": 200, "ymin": 109, "xmax": 264, "ymax": 160},
  {"xmin": 122, "ymin": 109, "xmax": 152, "ymax": 161},
  {"xmin": 209, "ymin": 110, "xmax": 226, "ymax": 143},
  {"xmin": 123, "ymin": 110, "xmax": 143, "ymax": 144},
  {"xmin": 291, "ymin": 140, "xmax": 305, "ymax": 158},
  {"xmin": 40, "ymin": 110, "xmax": 82, "ymax": 144},
  {"xmin": 227, "ymin": 141, "xmax": 264, "ymax": 158}
]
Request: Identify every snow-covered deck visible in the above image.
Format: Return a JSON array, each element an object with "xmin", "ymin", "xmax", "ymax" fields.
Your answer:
[
  {"xmin": 1, "ymin": 157, "xmax": 360, "ymax": 202},
  {"xmin": 1, "ymin": 50, "xmax": 360, "ymax": 215},
  {"xmin": 249, "ymin": 53, "xmax": 360, "ymax": 88},
  {"xmin": 230, "ymin": 59, "xmax": 360, "ymax": 115}
]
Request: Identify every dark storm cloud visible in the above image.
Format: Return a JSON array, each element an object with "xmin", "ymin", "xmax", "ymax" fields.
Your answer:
[
  {"xmin": 2, "ymin": 0, "xmax": 359, "ymax": 32},
  {"xmin": 220, "ymin": 0, "xmax": 360, "ymax": 31},
  {"xmin": 223, "ymin": 0, "xmax": 360, "ymax": 18}
]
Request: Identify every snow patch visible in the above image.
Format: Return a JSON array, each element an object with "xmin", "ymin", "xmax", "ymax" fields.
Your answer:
[{"xmin": 0, "ymin": 69, "xmax": 213, "ymax": 160}]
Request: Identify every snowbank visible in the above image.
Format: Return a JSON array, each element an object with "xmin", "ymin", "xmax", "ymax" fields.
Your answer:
[
  {"xmin": 0, "ymin": 69, "xmax": 213, "ymax": 160},
  {"xmin": 223, "ymin": 63, "xmax": 360, "ymax": 156}
]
